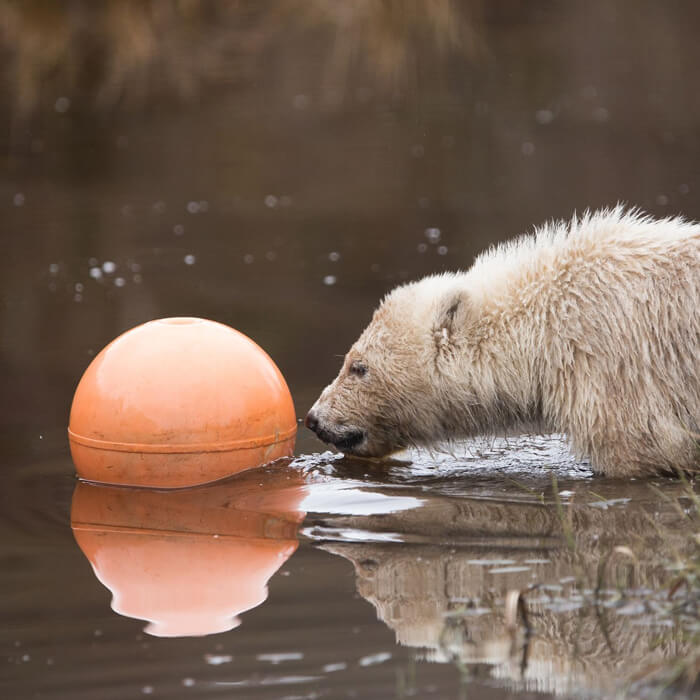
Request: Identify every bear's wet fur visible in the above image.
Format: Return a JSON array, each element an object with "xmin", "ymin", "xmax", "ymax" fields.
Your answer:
[{"xmin": 307, "ymin": 208, "xmax": 700, "ymax": 477}]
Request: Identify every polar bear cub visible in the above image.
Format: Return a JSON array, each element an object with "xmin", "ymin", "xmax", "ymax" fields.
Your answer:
[{"xmin": 306, "ymin": 208, "xmax": 700, "ymax": 477}]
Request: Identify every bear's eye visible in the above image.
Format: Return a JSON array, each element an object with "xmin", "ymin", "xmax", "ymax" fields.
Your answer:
[{"xmin": 349, "ymin": 361, "xmax": 367, "ymax": 378}]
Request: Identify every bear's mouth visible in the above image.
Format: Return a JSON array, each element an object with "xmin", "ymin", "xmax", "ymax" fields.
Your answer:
[
  {"xmin": 316, "ymin": 426, "xmax": 366, "ymax": 452},
  {"xmin": 333, "ymin": 429, "xmax": 366, "ymax": 451}
]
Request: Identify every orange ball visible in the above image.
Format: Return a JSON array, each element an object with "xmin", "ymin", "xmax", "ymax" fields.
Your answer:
[{"xmin": 68, "ymin": 318, "xmax": 297, "ymax": 487}]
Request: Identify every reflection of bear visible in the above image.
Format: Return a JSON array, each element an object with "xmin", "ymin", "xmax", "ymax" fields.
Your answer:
[
  {"xmin": 321, "ymin": 491, "xmax": 692, "ymax": 696},
  {"xmin": 308, "ymin": 208, "xmax": 700, "ymax": 477}
]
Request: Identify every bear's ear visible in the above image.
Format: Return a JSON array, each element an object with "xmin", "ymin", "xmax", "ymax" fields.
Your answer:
[{"xmin": 433, "ymin": 292, "xmax": 470, "ymax": 350}]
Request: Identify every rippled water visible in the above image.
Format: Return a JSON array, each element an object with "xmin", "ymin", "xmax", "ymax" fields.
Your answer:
[
  {"xmin": 3, "ymin": 435, "xmax": 697, "ymax": 699},
  {"xmin": 2, "ymin": 2, "xmax": 700, "ymax": 699}
]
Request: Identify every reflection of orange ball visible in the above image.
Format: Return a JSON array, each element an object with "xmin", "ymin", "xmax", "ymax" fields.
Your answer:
[
  {"xmin": 68, "ymin": 318, "xmax": 297, "ymax": 487},
  {"xmin": 71, "ymin": 469, "xmax": 306, "ymax": 637}
]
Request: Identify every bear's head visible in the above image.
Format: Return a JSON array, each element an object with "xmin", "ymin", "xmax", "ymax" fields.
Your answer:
[{"xmin": 305, "ymin": 274, "xmax": 473, "ymax": 457}]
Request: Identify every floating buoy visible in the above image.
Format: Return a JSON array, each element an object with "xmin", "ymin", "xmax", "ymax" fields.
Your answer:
[{"xmin": 68, "ymin": 317, "xmax": 297, "ymax": 487}]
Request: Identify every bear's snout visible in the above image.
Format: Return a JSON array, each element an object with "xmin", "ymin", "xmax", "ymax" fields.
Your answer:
[
  {"xmin": 305, "ymin": 408, "xmax": 366, "ymax": 453},
  {"xmin": 304, "ymin": 410, "xmax": 319, "ymax": 433}
]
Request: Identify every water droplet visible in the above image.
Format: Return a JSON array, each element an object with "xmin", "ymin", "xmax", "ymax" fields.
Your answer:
[
  {"xmin": 133, "ymin": 274, "xmax": 142, "ymax": 284},
  {"xmin": 181, "ymin": 678, "xmax": 195, "ymax": 687},
  {"xmin": 592, "ymin": 107, "xmax": 609, "ymax": 122},
  {"xmin": 328, "ymin": 251, "xmax": 341, "ymax": 262},
  {"xmin": 74, "ymin": 282, "xmax": 84, "ymax": 292},
  {"xmin": 49, "ymin": 263, "xmax": 59, "ymax": 275},
  {"xmin": 184, "ymin": 254, "xmax": 196, "ymax": 265},
  {"xmin": 293, "ymin": 94, "xmax": 309, "ymax": 110},
  {"xmin": 535, "ymin": 109, "xmax": 554, "ymax": 125},
  {"xmin": 437, "ymin": 246, "xmax": 448, "ymax": 255},
  {"xmin": 13, "ymin": 192, "xmax": 25, "ymax": 206},
  {"xmin": 410, "ymin": 144, "xmax": 425, "ymax": 158},
  {"xmin": 265, "ymin": 251, "xmax": 277, "ymax": 262},
  {"xmin": 521, "ymin": 141, "xmax": 535, "ymax": 156},
  {"xmin": 417, "ymin": 243, "xmax": 428, "ymax": 253},
  {"xmin": 102, "ymin": 261, "xmax": 116, "ymax": 274},
  {"xmin": 73, "ymin": 293, "xmax": 83, "ymax": 302},
  {"xmin": 114, "ymin": 277, "xmax": 126, "ymax": 287},
  {"xmin": 323, "ymin": 275, "xmax": 337, "ymax": 286},
  {"xmin": 679, "ymin": 183, "xmax": 690, "ymax": 194},
  {"xmin": 186, "ymin": 201, "xmax": 200, "ymax": 214},
  {"xmin": 424, "ymin": 227, "xmax": 441, "ymax": 243},
  {"xmin": 141, "ymin": 686, "xmax": 154, "ymax": 695},
  {"xmin": 89, "ymin": 267, "xmax": 103, "ymax": 280},
  {"xmin": 54, "ymin": 96, "xmax": 70, "ymax": 113},
  {"xmin": 152, "ymin": 201, "xmax": 166, "ymax": 214},
  {"xmin": 130, "ymin": 262, "xmax": 141, "ymax": 273},
  {"xmin": 198, "ymin": 200, "xmax": 209, "ymax": 212},
  {"xmin": 88, "ymin": 257, "xmax": 98, "ymax": 266},
  {"xmin": 173, "ymin": 224, "xmax": 185, "ymax": 235},
  {"xmin": 21, "ymin": 654, "xmax": 30, "ymax": 662},
  {"xmin": 656, "ymin": 194, "xmax": 669, "ymax": 206},
  {"xmin": 243, "ymin": 254, "xmax": 254, "ymax": 264},
  {"xmin": 264, "ymin": 195, "xmax": 278, "ymax": 208}
]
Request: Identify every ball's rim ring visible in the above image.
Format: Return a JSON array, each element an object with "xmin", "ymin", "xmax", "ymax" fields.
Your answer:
[{"xmin": 67, "ymin": 424, "xmax": 298, "ymax": 454}]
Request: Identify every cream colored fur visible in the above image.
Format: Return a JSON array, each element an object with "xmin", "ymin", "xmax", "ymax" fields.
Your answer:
[{"xmin": 309, "ymin": 207, "xmax": 700, "ymax": 476}]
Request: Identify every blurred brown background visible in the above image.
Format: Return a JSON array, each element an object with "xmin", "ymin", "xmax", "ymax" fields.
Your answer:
[{"xmin": 1, "ymin": 0, "xmax": 699, "ymax": 457}]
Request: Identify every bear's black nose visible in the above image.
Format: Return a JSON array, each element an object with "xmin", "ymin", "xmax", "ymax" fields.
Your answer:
[{"xmin": 304, "ymin": 411, "xmax": 319, "ymax": 434}]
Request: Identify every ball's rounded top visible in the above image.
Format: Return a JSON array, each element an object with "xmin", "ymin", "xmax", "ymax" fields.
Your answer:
[
  {"xmin": 69, "ymin": 318, "xmax": 296, "ymax": 457},
  {"xmin": 155, "ymin": 317, "xmax": 203, "ymax": 326}
]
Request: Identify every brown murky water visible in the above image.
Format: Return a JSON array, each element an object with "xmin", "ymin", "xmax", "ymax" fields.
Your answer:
[{"xmin": 1, "ymin": 2, "xmax": 699, "ymax": 699}]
